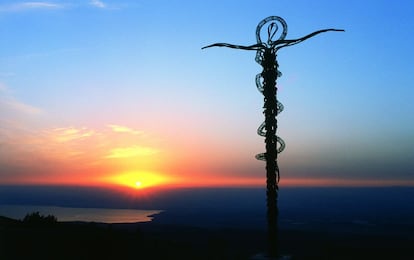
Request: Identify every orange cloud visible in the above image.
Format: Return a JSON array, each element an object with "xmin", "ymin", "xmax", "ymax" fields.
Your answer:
[
  {"xmin": 49, "ymin": 127, "xmax": 95, "ymax": 143},
  {"xmin": 105, "ymin": 145, "xmax": 159, "ymax": 159},
  {"xmin": 107, "ymin": 124, "xmax": 143, "ymax": 135},
  {"xmin": 0, "ymin": 121, "xmax": 167, "ymax": 187}
]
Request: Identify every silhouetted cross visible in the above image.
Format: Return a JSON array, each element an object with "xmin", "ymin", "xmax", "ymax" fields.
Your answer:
[{"xmin": 203, "ymin": 16, "xmax": 344, "ymax": 259}]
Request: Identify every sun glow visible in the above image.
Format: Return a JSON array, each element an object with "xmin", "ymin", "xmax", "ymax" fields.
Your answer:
[{"xmin": 103, "ymin": 171, "xmax": 170, "ymax": 190}]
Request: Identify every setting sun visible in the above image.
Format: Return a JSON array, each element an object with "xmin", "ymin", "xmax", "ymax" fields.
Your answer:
[{"xmin": 101, "ymin": 171, "xmax": 171, "ymax": 190}]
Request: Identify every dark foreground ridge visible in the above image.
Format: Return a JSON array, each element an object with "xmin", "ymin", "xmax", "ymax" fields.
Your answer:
[{"xmin": 1, "ymin": 215, "xmax": 413, "ymax": 260}]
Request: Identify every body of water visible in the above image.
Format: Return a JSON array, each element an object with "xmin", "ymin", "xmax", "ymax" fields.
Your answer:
[
  {"xmin": 2, "ymin": 186, "xmax": 414, "ymax": 232},
  {"xmin": 0, "ymin": 204, "xmax": 162, "ymax": 223}
]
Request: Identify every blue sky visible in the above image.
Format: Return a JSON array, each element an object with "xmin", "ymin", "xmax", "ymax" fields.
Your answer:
[{"xmin": 0, "ymin": 0, "xmax": 413, "ymax": 187}]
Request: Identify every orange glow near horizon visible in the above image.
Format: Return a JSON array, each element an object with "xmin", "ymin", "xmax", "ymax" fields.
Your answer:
[
  {"xmin": 100, "ymin": 171, "xmax": 173, "ymax": 190},
  {"xmin": 3, "ymin": 174, "xmax": 414, "ymax": 189},
  {"xmin": 2, "ymin": 124, "xmax": 412, "ymax": 190},
  {"xmin": 100, "ymin": 176, "xmax": 414, "ymax": 190}
]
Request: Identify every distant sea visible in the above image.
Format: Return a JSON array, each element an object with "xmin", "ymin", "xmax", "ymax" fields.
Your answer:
[
  {"xmin": 0, "ymin": 205, "xmax": 162, "ymax": 223},
  {"xmin": 1, "ymin": 185, "xmax": 414, "ymax": 233}
]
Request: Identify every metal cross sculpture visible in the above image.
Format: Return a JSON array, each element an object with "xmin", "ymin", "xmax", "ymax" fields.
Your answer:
[{"xmin": 203, "ymin": 16, "xmax": 344, "ymax": 258}]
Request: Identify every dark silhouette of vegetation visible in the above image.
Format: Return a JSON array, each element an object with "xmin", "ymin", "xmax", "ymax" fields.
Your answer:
[
  {"xmin": 1, "ymin": 213, "xmax": 414, "ymax": 259},
  {"xmin": 22, "ymin": 212, "xmax": 57, "ymax": 226}
]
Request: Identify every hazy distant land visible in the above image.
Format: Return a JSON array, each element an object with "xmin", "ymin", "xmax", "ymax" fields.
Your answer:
[{"xmin": 1, "ymin": 186, "xmax": 414, "ymax": 259}]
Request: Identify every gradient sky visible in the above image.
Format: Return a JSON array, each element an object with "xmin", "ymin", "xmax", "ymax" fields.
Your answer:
[{"xmin": 1, "ymin": 0, "xmax": 413, "ymax": 189}]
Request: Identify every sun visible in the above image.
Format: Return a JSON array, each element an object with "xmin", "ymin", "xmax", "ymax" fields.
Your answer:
[{"xmin": 102, "ymin": 171, "xmax": 170, "ymax": 190}]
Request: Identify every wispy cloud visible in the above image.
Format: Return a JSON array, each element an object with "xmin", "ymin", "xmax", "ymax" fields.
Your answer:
[
  {"xmin": 0, "ymin": 2, "xmax": 64, "ymax": 12},
  {"xmin": 0, "ymin": 120, "xmax": 164, "ymax": 185},
  {"xmin": 0, "ymin": 83, "xmax": 42, "ymax": 115},
  {"xmin": 90, "ymin": 0, "xmax": 106, "ymax": 8},
  {"xmin": 107, "ymin": 124, "xmax": 143, "ymax": 135},
  {"xmin": 0, "ymin": 1, "xmax": 128, "ymax": 12},
  {"xmin": 105, "ymin": 146, "xmax": 159, "ymax": 159},
  {"xmin": 2, "ymin": 98, "xmax": 42, "ymax": 115},
  {"xmin": 48, "ymin": 127, "xmax": 95, "ymax": 143},
  {"xmin": 17, "ymin": 2, "xmax": 61, "ymax": 9}
]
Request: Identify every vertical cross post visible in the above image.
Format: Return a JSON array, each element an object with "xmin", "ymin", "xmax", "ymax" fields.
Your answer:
[{"xmin": 262, "ymin": 47, "xmax": 280, "ymax": 257}]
